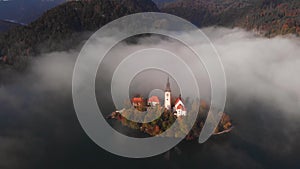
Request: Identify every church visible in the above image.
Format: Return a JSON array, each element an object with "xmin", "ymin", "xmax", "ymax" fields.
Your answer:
[
  {"xmin": 131, "ymin": 77, "xmax": 187, "ymax": 117},
  {"xmin": 164, "ymin": 77, "xmax": 187, "ymax": 117}
]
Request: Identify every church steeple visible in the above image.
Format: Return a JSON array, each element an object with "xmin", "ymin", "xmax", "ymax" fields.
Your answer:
[
  {"xmin": 164, "ymin": 76, "xmax": 171, "ymax": 110},
  {"xmin": 165, "ymin": 76, "xmax": 171, "ymax": 92}
]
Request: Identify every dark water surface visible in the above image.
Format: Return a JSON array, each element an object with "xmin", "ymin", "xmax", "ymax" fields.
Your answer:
[{"xmin": 0, "ymin": 69, "xmax": 299, "ymax": 169}]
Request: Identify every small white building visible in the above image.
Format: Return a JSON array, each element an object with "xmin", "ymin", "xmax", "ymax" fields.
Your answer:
[
  {"xmin": 174, "ymin": 96, "xmax": 187, "ymax": 117},
  {"xmin": 148, "ymin": 96, "xmax": 160, "ymax": 107},
  {"xmin": 132, "ymin": 97, "xmax": 144, "ymax": 108}
]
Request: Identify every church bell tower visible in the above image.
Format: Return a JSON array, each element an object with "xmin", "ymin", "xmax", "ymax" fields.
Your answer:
[{"xmin": 164, "ymin": 77, "xmax": 171, "ymax": 110}]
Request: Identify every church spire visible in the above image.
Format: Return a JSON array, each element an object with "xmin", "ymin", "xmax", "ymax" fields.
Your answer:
[
  {"xmin": 165, "ymin": 76, "xmax": 171, "ymax": 92},
  {"xmin": 164, "ymin": 76, "xmax": 171, "ymax": 110}
]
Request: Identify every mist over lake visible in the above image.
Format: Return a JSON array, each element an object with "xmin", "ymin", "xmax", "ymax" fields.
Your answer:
[{"xmin": 0, "ymin": 28, "xmax": 300, "ymax": 169}]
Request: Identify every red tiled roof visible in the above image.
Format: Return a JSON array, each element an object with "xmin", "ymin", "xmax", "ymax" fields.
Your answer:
[
  {"xmin": 132, "ymin": 97, "xmax": 143, "ymax": 103},
  {"xmin": 174, "ymin": 96, "xmax": 182, "ymax": 105},
  {"xmin": 176, "ymin": 104, "xmax": 184, "ymax": 109},
  {"xmin": 148, "ymin": 96, "xmax": 160, "ymax": 103}
]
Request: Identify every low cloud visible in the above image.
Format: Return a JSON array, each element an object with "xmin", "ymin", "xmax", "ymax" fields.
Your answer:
[{"xmin": 0, "ymin": 28, "xmax": 299, "ymax": 169}]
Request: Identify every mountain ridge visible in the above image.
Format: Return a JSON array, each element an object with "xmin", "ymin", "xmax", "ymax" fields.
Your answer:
[
  {"xmin": 0, "ymin": 19, "xmax": 25, "ymax": 32},
  {"xmin": 0, "ymin": 0, "xmax": 159, "ymax": 68},
  {"xmin": 1, "ymin": 0, "xmax": 300, "ymax": 68},
  {"xmin": 161, "ymin": 0, "xmax": 300, "ymax": 36}
]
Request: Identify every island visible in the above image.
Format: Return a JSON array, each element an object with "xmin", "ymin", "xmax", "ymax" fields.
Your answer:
[{"xmin": 107, "ymin": 77, "xmax": 233, "ymax": 140}]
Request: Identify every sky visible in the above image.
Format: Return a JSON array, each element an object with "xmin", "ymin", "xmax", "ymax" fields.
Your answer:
[{"xmin": 0, "ymin": 0, "xmax": 65, "ymax": 23}]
